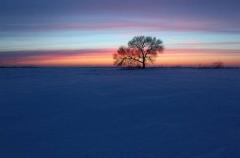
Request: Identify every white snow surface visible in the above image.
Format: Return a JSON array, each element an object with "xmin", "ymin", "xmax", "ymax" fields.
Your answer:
[{"xmin": 0, "ymin": 68, "xmax": 240, "ymax": 158}]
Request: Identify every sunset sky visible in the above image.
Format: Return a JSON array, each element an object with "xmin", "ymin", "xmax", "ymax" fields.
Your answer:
[{"xmin": 0, "ymin": 0, "xmax": 240, "ymax": 66}]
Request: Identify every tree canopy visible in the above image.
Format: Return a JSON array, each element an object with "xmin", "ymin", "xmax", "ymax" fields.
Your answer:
[{"xmin": 114, "ymin": 36, "xmax": 164, "ymax": 68}]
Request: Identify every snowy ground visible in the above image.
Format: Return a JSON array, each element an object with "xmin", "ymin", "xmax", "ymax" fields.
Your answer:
[{"xmin": 0, "ymin": 68, "xmax": 240, "ymax": 158}]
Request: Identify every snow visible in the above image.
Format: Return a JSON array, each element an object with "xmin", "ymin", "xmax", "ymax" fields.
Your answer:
[{"xmin": 0, "ymin": 68, "xmax": 240, "ymax": 158}]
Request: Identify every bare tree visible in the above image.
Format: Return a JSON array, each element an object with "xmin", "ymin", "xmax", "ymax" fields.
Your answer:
[{"xmin": 114, "ymin": 36, "xmax": 164, "ymax": 69}]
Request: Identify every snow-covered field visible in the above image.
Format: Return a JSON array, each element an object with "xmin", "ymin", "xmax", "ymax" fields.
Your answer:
[{"xmin": 0, "ymin": 68, "xmax": 240, "ymax": 158}]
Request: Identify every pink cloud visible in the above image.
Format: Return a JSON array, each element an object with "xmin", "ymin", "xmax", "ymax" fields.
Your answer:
[{"xmin": 2, "ymin": 18, "xmax": 239, "ymax": 33}]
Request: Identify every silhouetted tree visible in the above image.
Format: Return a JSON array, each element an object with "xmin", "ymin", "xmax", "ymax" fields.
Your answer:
[{"xmin": 114, "ymin": 36, "xmax": 164, "ymax": 69}]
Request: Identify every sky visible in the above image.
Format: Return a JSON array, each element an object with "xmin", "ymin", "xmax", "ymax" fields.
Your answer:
[{"xmin": 0, "ymin": 0, "xmax": 240, "ymax": 66}]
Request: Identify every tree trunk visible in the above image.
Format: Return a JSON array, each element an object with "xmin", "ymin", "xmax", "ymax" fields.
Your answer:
[{"xmin": 142, "ymin": 58, "xmax": 146, "ymax": 69}]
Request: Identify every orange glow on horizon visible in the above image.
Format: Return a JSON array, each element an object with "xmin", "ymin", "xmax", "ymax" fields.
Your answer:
[{"xmin": 4, "ymin": 49, "xmax": 240, "ymax": 67}]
